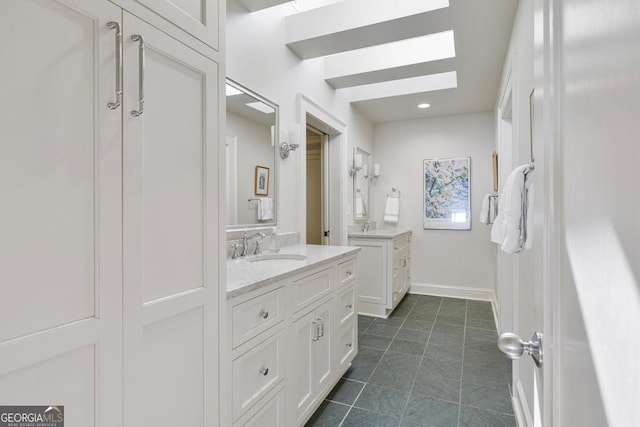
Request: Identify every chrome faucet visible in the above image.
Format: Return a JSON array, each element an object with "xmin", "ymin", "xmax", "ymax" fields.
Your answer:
[
  {"xmin": 362, "ymin": 220, "xmax": 376, "ymax": 232},
  {"xmin": 240, "ymin": 232, "xmax": 266, "ymax": 257}
]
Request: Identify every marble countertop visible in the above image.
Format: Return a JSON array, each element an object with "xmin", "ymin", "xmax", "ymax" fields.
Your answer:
[
  {"xmin": 347, "ymin": 229, "xmax": 412, "ymax": 239},
  {"xmin": 226, "ymin": 244, "xmax": 361, "ymax": 299}
]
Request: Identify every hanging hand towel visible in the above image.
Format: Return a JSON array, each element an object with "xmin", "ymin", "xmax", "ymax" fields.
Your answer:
[
  {"xmin": 257, "ymin": 197, "xmax": 273, "ymax": 221},
  {"xmin": 384, "ymin": 195, "xmax": 400, "ymax": 224},
  {"xmin": 354, "ymin": 191, "xmax": 365, "ymax": 219},
  {"xmin": 479, "ymin": 194, "xmax": 492, "ymax": 225},
  {"xmin": 491, "ymin": 165, "xmax": 534, "ymax": 253}
]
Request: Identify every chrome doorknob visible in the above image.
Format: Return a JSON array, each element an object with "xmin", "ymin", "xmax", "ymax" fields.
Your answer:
[{"xmin": 497, "ymin": 331, "xmax": 543, "ymax": 367}]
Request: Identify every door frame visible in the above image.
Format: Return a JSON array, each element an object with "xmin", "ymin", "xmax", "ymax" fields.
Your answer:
[{"xmin": 297, "ymin": 94, "xmax": 348, "ymax": 245}]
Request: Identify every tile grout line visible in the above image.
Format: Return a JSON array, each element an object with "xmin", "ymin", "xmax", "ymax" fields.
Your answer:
[
  {"xmin": 457, "ymin": 300, "xmax": 469, "ymax": 427},
  {"xmin": 397, "ymin": 297, "xmax": 443, "ymax": 427}
]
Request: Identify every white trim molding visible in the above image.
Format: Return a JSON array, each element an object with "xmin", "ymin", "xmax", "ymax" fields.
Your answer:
[
  {"xmin": 410, "ymin": 282, "xmax": 496, "ymax": 303},
  {"xmin": 513, "ymin": 378, "xmax": 534, "ymax": 427}
]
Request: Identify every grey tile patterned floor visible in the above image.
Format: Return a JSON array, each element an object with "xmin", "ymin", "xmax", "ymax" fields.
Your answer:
[{"xmin": 305, "ymin": 295, "xmax": 515, "ymax": 427}]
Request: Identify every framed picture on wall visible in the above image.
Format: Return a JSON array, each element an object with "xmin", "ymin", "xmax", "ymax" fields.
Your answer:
[
  {"xmin": 423, "ymin": 157, "xmax": 471, "ymax": 230},
  {"xmin": 255, "ymin": 165, "xmax": 270, "ymax": 195}
]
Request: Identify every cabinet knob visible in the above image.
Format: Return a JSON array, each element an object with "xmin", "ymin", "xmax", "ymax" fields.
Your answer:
[
  {"xmin": 259, "ymin": 310, "xmax": 269, "ymax": 319},
  {"xmin": 259, "ymin": 367, "xmax": 269, "ymax": 376},
  {"xmin": 346, "ymin": 343, "xmax": 353, "ymax": 348},
  {"xmin": 346, "ymin": 303, "xmax": 353, "ymax": 309},
  {"xmin": 346, "ymin": 270, "xmax": 353, "ymax": 276}
]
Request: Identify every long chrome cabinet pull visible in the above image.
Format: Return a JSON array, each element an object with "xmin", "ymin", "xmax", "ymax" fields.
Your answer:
[
  {"xmin": 130, "ymin": 34, "xmax": 145, "ymax": 117},
  {"xmin": 106, "ymin": 21, "xmax": 122, "ymax": 110}
]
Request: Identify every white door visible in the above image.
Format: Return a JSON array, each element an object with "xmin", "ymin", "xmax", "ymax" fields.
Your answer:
[
  {"xmin": 545, "ymin": 0, "xmax": 640, "ymax": 425},
  {"xmin": 0, "ymin": 1, "xmax": 123, "ymax": 425},
  {"xmin": 121, "ymin": 12, "xmax": 219, "ymax": 427}
]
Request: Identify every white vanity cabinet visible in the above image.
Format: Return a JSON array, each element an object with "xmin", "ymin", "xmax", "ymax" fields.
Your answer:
[
  {"xmin": 0, "ymin": 1, "xmax": 223, "ymax": 426},
  {"xmin": 348, "ymin": 230, "xmax": 412, "ymax": 318},
  {"xmin": 226, "ymin": 248, "xmax": 359, "ymax": 427}
]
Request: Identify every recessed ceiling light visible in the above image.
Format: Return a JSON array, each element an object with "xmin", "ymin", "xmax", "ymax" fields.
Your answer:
[{"xmin": 418, "ymin": 103, "xmax": 431, "ymax": 109}]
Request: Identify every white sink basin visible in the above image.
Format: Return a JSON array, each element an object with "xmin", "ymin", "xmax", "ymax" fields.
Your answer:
[{"xmin": 246, "ymin": 253, "xmax": 308, "ymax": 262}]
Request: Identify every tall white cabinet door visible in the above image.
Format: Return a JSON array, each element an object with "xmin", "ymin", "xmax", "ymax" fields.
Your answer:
[
  {"xmin": 314, "ymin": 302, "xmax": 333, "ymax": 396},
  {"xmin": 122, "ymin": 12, "xmax": 219, "ymax": 427},
  {"xmin": 0, "ymin": 1, "xmax": 123, "ymax": 426},
  {"xmin": 114, "ymin": 0, "xmax": 219, "ymax": 50},
  {"xmin": 290, "ymin": 310, "xmax": 316, "ymax": 423}
]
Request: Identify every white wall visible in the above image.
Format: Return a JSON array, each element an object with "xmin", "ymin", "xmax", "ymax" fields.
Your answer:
[
  {"xmin": 227, "ymin": 0, "xmax": 374, "ymax": 239},
  {"xmin": 372, "ymin": 113, "xmax": 496, "ymax": 296}
]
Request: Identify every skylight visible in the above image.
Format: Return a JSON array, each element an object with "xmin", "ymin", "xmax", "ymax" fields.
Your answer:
[{"xmin": 245, "ymin": 102, "xmax": 275, "ymax": 114}]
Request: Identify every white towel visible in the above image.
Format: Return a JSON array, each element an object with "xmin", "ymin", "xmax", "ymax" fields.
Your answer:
[
  {"xmin": 479, "ymin": 194, "xmax": 499, "ymax": 225},
  {"xmin": 257, "ymin": 197, "xmax": 273, "ymax": 221},
  {"xmin": 491, "ymin": 165, "xmax": 534, "ymax": 253},
  {"xmin": 479, "ymin": 194, "xmax": 492, "ymax": 225},
  {"xmin": 354, "ymin": 192, "xmax": 365, "ymax": 219},
  {"xmin": 384, "ymin": 195, "xmax": 400, "ymax": 224}
]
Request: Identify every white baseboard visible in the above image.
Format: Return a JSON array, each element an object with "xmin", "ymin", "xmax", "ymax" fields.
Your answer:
[
  {"xmin": 409, "ymin": 282, "xmax": 496, "ymax": 303},
  {"xmin": 513, "ymin": 378, "xmax": 533, "ymax": 427}
]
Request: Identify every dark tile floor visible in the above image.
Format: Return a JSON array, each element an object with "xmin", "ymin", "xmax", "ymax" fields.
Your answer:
[{"xmin": 305, "ymin": 295, "xmax": 515, "ymax": 427}]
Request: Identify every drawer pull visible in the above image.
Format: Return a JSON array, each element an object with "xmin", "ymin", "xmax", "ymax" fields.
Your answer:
[
  {"xmin": 346, "ymin": 343, "xmax": 353, "ymax": 348},
  {"xmin": 259, "ymin": 310, "xmax": 269, "ymax": 319},
  {"xmin": 346, "ymin": 270, "xmax": 353, "ymax": 276},
  {"xmin": 346, "ymin": 303, "xmax": 353, "ymax": 309},
  {"xmin": 259, "ymin": 367, "xmax": 269, "ymax": 376}
]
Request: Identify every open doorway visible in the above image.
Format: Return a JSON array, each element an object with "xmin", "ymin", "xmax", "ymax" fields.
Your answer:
[
  {"xmin": 298, "ymin": 94, "xmax": 347, "ymax": 246},
  {"xmin": 305, "ymin": 126, "xmax": 328, "ymax": 244}
]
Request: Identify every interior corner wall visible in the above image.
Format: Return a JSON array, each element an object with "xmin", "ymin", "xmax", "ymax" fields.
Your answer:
[
  {"xmin": 226, "ymin": 0, "xmax": 374, "ymax": 240},
  {"xmin": 372, "ymin": 113, "xmax": 497, "ymax": 295}
]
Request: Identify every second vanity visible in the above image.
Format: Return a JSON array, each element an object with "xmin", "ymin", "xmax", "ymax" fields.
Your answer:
[
  {"xmin": 226, "ymin": 244, "xmax": 360, "ymax": 427},
  {"xmin": 348, "ymin": 229, "xmax": 412, "ymax": 318}
]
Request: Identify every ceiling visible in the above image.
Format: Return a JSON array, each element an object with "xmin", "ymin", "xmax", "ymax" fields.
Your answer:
[{"xmin": 237, "ymin": 0, "xmax": 518, "ymax": 123}]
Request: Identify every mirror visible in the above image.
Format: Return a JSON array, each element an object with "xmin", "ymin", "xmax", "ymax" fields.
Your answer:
[
  {"xmin": 225, "ymin": 79, "xmax": 278, "ymax": 230},
  {"xmin": 352, "ymin": 147, "xmax": 371, "ymax": 222}
]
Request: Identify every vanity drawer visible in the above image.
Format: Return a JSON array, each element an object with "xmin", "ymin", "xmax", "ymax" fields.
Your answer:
[
  {"xmin": 337, "ymin": 258, "xmax": 357, "ymax": 287},
  {"xmin": 233, "ymin": 331, "xmax": 285, "ymax": 421},
  {"xmin": 232, "ymin": 287, "xmax": 285, "ymax": 348},
  {"xmin": 337, "ymin": 321, "xmax": 357, "ymax": 369},
  {"xmin": 337, "ymin": 285, "xmax": 356, "ymax": 326},
  {"xmin": 293, "ymin": 266, "xmax": 332, "ymax": 313},
  {"xmin": 393, "ymin": 235, "xmax": 410, "ymax": 252},
  {"xmin": 235, "ymin": 387, "xmax": 285, "ymax": 427}
]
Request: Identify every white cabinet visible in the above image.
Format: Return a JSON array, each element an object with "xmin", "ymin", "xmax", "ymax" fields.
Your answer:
[
  {"xmin": 349, "ymin": 231, "xmax": 412, "ymax": 317},
  {"xmin": 112, "ymin": 0, "xmax": 222, "ymax": 53},
  {"xmin": 290, "ymin": 299, "xmax": 333, "ymax": 424},
  {"xmin": 226, "ymin": 253, "xmax": 359, "ymax": 427},
  {"xmin": 0, "ymin": 1, "xmax": 222, "ymax": 426}
]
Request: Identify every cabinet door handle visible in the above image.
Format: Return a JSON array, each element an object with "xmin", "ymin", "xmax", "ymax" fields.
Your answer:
[
  {"xmin": 130, "ymin": 34, "xmax": 145, "ymax": 117},
  {"xmin": 318, "ymin": 318, "xmax": 325, "ymax": 338},
  {"xmin": 312, "ymin": 320, "xmax": 319, "ymax": 341},
  {"xmin": 259, "ymin": 310, "xmax": 269, "ymax": 319},
  {"xmin": 259, "ymin": 367, "xmax": 269, "ymax": 376},
  {"xmin": 106, "ymin": 22, "xmax": 122, "ymax": 110}
]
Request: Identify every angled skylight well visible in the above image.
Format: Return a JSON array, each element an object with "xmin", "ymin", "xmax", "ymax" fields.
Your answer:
[{"xmin": 245, "ymin": 102, "xmax": 275, "ymax": 114}]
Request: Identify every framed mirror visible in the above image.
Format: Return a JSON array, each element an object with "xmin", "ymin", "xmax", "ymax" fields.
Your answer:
[
  {"xmin": 352, "ymin": 147, "xmax": 371, "ymax": 222},
  {"xmin": 225, "ymin": 79, "xmax": 278, "ymax": 230}
]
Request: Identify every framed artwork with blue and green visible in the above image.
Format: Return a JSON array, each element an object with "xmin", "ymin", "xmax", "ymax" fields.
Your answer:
[{"xmin": 423, "ymin": 157, "xmax": 471, "ymax": 230}]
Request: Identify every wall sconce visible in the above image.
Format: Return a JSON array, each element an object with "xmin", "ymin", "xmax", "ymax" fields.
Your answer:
[
  {"xmin": 349, "ymin": 154, "xmax": 363, "ymax": 177},
  {"xmin": 372, "ymin": 163, "xmax": 381, "ymax": 179},
  {"xmin": 280, "ymin": 124, "xmax": 300, "ymax": 159},
  {"xmin": 279, "ymin": 141, "xmax": 299, "ymax": 159}
]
